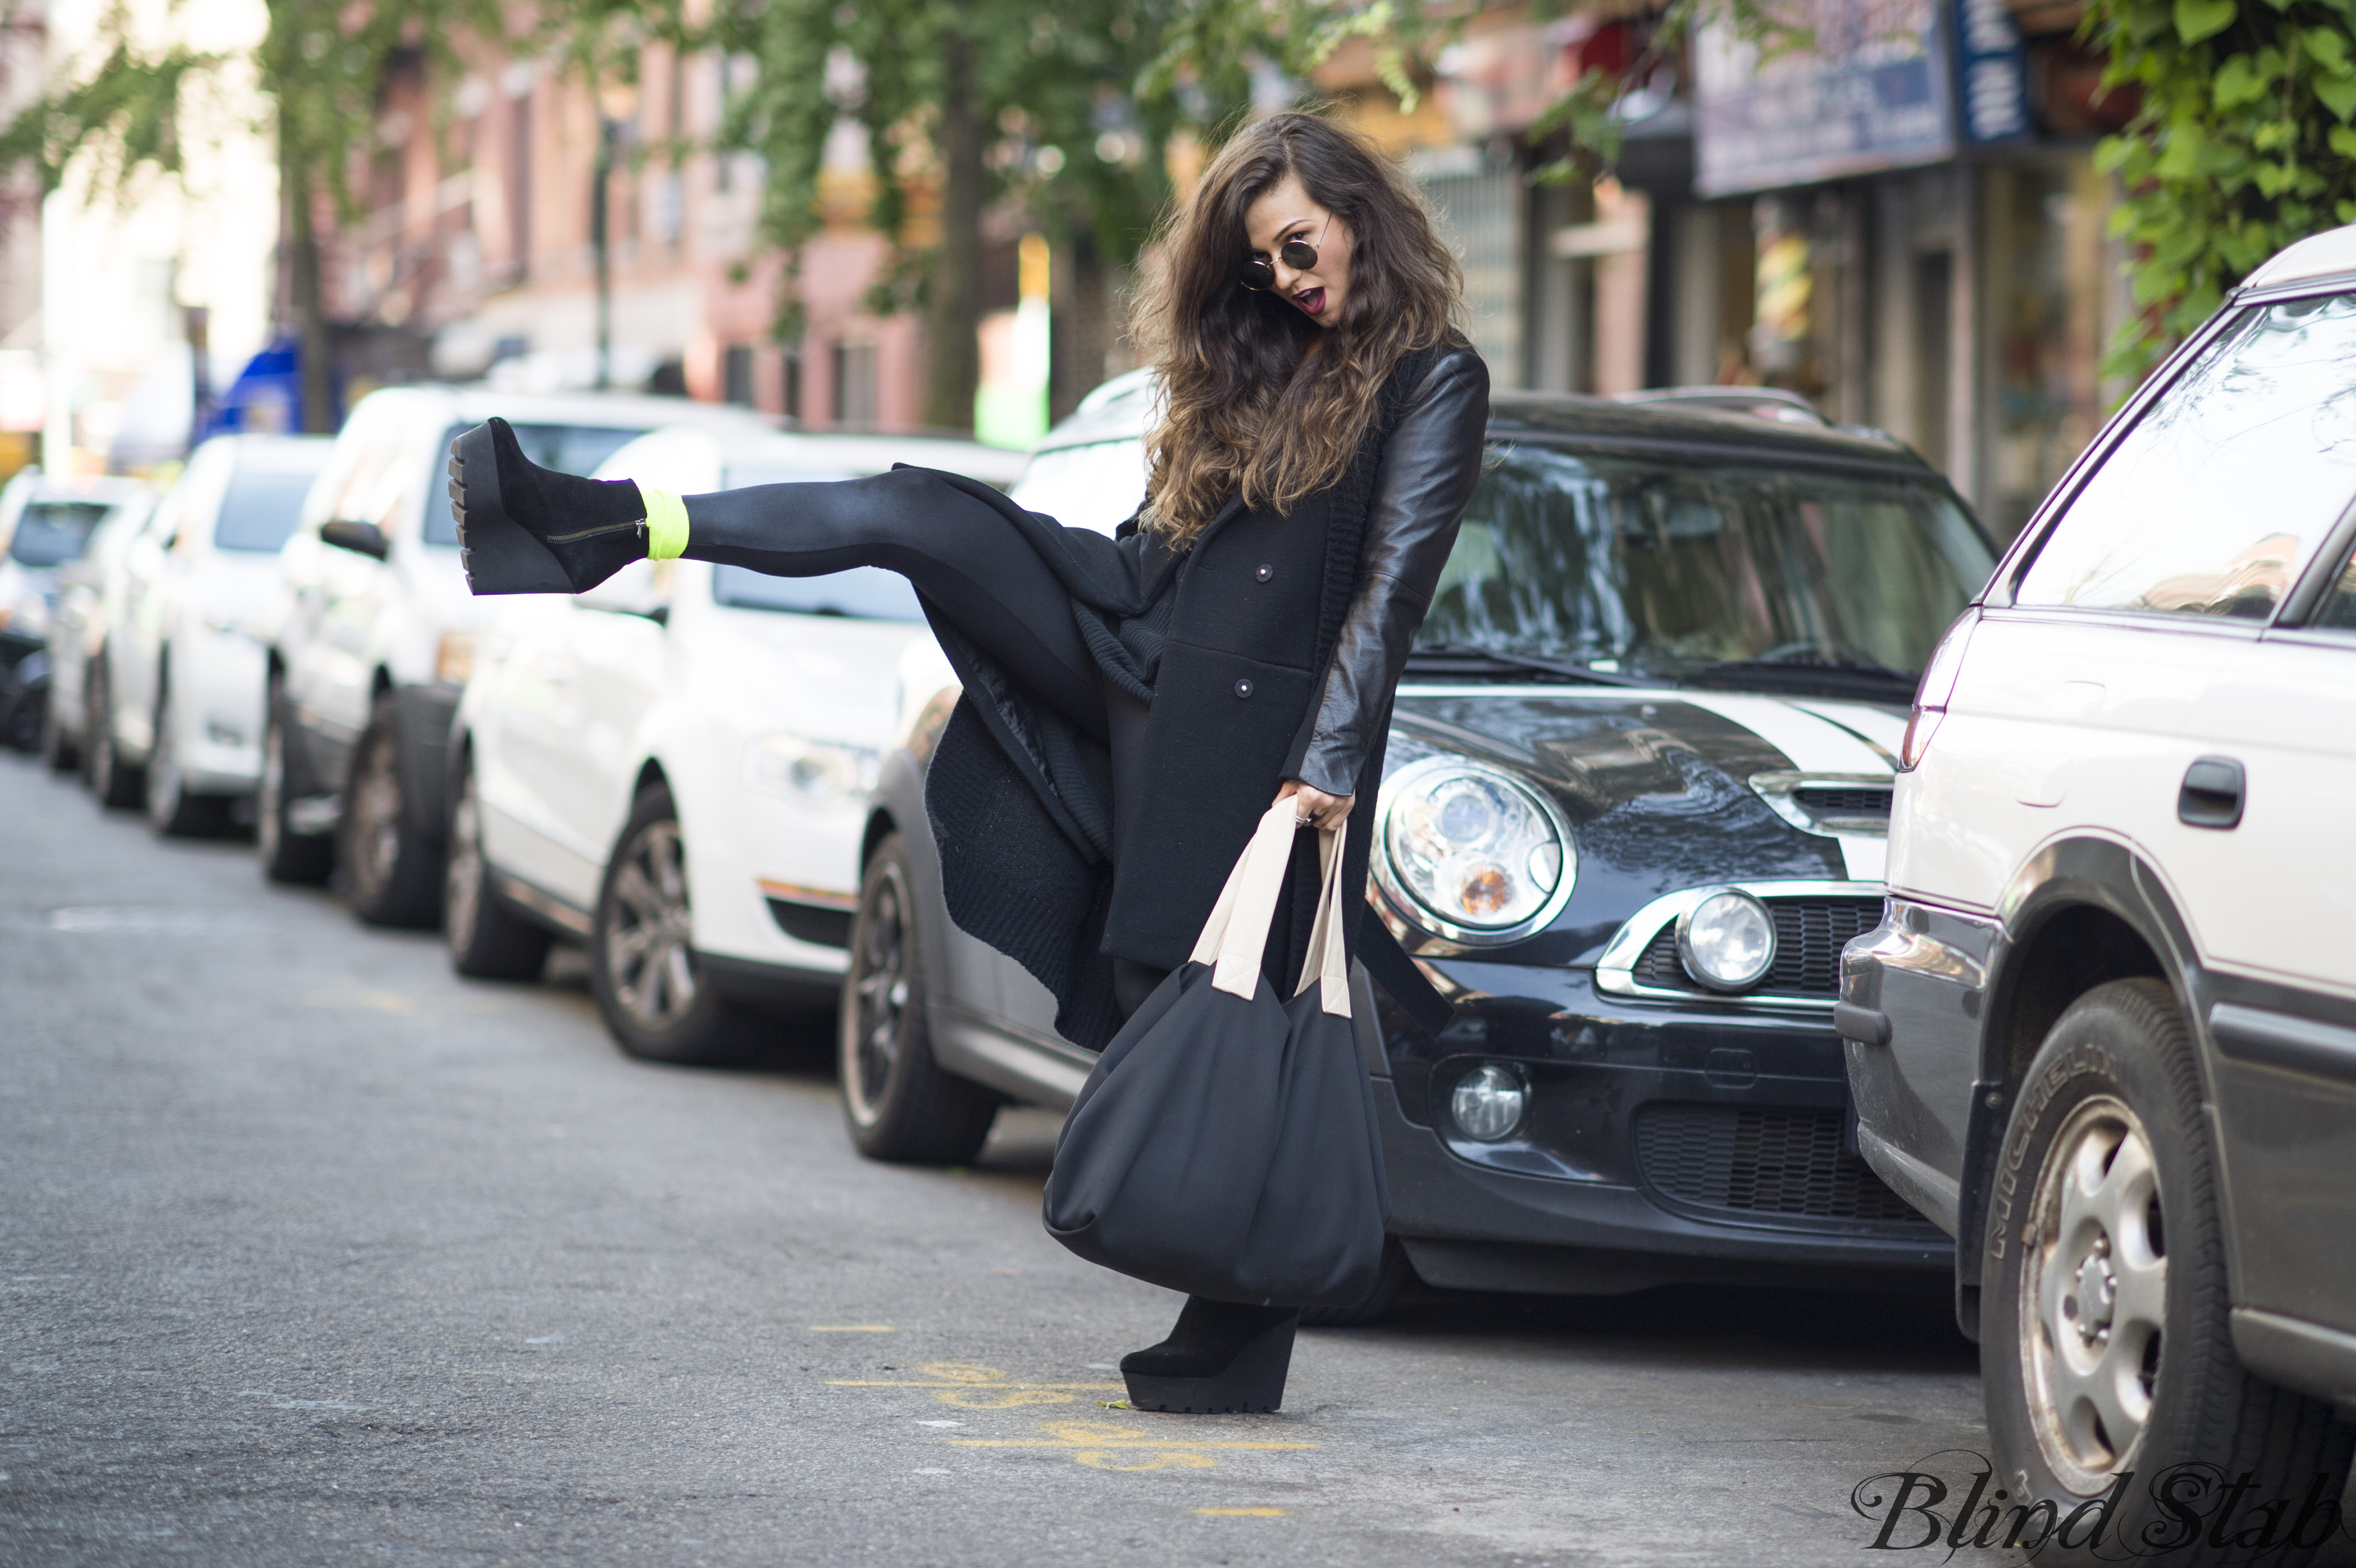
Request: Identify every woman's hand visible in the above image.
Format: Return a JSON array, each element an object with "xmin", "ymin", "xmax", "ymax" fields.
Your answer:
[{"xmin": 1276, "ymin": 779, "xmax": 1354, "ymax": 831}]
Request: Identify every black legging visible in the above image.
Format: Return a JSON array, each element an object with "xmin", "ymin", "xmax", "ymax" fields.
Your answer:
[{"xmin": 683, "ymin": 471, "xmax": 1177, "ymax": 1018}]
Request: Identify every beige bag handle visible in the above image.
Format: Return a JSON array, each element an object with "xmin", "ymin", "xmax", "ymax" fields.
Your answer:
[{"xmin": 1187, "ymin": 799, "xmax": 1351, "ymax": 1019}]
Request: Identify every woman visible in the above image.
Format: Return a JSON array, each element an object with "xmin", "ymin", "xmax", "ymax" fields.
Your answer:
[{"xmin": 449, "ymin": 110, "xmax": 1488, "ymax": 1414}]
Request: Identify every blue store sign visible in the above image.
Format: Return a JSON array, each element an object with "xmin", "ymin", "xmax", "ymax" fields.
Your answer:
[
  {"xmin": 1695, "ymin": 0, "xmax": 1955, "ymax": 196},
  {"xmin": 1950, "ymin": 0, "xmax": 2032, "ymax": 144}
]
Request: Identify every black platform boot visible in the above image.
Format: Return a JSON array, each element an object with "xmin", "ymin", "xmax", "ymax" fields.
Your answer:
[
  {"xmin": 1120, "ymin": 1297, "xmax": 1301, "ymax": 1414},
  {"xmin": 447, "ymin": 417, "xmax": 653, "ymax": 595}
]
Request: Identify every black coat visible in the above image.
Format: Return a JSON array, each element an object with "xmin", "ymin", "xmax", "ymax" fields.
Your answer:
[{"xmin": 923, "ymin": 342, "xmax": 1490, "ymax": 1050}]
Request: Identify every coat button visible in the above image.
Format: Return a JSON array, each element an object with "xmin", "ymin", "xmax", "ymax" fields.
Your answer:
[
  {"xmin": 1234, "ymin": 679, "xmax": 1254, "ymax": 699},
  {"xmin": 1254, "ymin": 564, "xmax": 1273, "ymax": 582}
]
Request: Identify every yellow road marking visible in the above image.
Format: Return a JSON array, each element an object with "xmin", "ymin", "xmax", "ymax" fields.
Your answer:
[
  {"xmin": 829, "ymin": 1381, "xmax": 1122, "ymax": 1390},
  {"xmin": 1196, "ymin": 1508, "xmax": 1288, "ymax": 1516},
  {"xmin": 947, "ymin": 1421, "xmax": 1315, "ymax": 1453}
]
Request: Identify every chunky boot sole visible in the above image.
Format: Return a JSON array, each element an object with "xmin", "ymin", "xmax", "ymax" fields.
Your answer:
[
  {"xmin": 447, "ymin": 425, "xmax": 645, "ymax": 595},
  {"xmin": 1123, "ymin": 1316, "xmax": 1296, "ymax": 1414},
  {"xmin": 448, "ymin": 425, "xmax": 573, "ymax": 594}
]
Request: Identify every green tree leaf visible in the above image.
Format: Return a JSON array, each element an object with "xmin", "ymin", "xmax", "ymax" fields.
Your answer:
[{"xmin": 2175, "ymin": 0, "xmax": 2239, "ymax": 42}]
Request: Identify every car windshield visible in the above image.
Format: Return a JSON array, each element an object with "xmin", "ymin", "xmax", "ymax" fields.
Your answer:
[
  {"xmin": 1010, "ymin": 440, "xmax": 1148, "ymax": 535},
  {"xmin": 425, "ymin": 423, "xmax": 646, "ymax": 544},
  {"xmin": 712, "ymin": 564, "xmax": 923, "ymax": 621},
  {"xmin": 1412, "ymin": 445, "xmax": 1994, "ymax": 697},
  {"xmin": 8, "ymin": 501, "xmax": 115, "ymax": 567},
  {"xmin": 214, "ymin": 468, "xmax": 322, "ymax": 553},
  {"xmin": 705, "ymin": 460, "xmax": 925, "ymax": 621}
]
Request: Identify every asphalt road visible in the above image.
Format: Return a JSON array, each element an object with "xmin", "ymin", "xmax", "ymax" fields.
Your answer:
[{"xmin": 0, "ymin": 750, "xmax": 2051, "ymax": 1566}]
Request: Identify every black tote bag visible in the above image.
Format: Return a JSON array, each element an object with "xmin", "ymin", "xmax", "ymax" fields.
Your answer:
[{"xmin": 1042, "ymin": 801, "xmax": 1393, "ymax": 1306}]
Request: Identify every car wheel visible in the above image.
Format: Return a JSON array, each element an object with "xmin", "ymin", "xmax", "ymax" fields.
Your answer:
[
  {"xmin": 1983, "ymin": 979, "xmax": 2355, "ymax": 1565},
  {"xmin": 258, "ymin": 679, "xmax": 333, "ymax": 884},
  {"xmin": 336, "ymin": 694, "xmax": 442, "ymax": 927},
  {"xmin": 838, "ymin": 832, "xmax": 1001, "ymax": 1164},
  {"xmin": 145, "ymin": 680, "xmax": 227, "ymax": 837},
  {"xmin": 1298, "ymin": 1238, "xmax": 1415, "ymax": 1327},
  {"xmin": 39, "ymin": 690, "xmax": 76, "ymax": 772},
  {"xmin": 86, "ymin": 661, "xmax": 143, "ymax": 810},
  {"xmin": 589, "ymin": 783, "xmax": 755, "ymax": 1065},
  {"xmin": 444, "ymin": 755, "xmax": 552, "ymax": 981},
  {"xmin": 0, "ymin": 686, "xmax": 35, "ymax": 751}
]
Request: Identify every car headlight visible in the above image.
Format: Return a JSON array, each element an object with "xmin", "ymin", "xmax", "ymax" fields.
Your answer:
[
  {"xmin": 1450, "ymin": 1064, "xmax": 1527, "ymax": 1142},
  {"xmin": 1677, "ymin": 888, "xmax": 1778, "ymax": 991},
  {"xmin": 1377, "ymin": 756, "xmax": 1574, "ymax": 943},
  {"xmin": 742, "ymin": 734, "xmax": 881, "ymax": 806},
  {"xmin": 436, "ymin": 631, "xmax": 477, "ymax": 686}
]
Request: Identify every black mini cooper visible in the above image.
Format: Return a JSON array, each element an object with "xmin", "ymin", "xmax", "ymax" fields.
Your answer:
[{"xmin": 838, "ymin": 373, "xmax": 1999, "ymax": 1318}]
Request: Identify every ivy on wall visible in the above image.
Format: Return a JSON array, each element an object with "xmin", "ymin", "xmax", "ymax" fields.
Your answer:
[{"xmin": 2085, "ymin": 0, "xmax": 2356, "ymax": 376}]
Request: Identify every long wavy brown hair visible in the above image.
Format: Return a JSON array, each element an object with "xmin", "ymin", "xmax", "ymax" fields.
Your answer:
[{"xmin": 1130, "ymin": 111, "xmax": 1466, "ymax": 544}]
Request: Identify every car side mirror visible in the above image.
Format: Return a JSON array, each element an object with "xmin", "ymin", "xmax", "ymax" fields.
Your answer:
[{"xmin": 320, "ymin": 520, "xmax": 390, "ymax": 560}]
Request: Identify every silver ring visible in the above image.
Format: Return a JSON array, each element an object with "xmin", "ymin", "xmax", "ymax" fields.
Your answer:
[{"xmin": 1295, "ymin": 813, "xmax": 1315, "ymax": 827}]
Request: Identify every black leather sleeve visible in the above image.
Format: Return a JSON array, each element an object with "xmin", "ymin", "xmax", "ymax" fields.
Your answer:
[{"xmin": 1292, "ymin": 346, "xmax": 1490, "ymax": 795}]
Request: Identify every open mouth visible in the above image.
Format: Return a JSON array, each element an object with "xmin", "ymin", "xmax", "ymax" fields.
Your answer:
[{"xmin": 1292, "ymin": 287, "xmax": 1326, "ymax": 318}]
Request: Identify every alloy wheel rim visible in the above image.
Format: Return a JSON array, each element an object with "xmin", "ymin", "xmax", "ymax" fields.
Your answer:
[
  {"xmin": 2019, "ymin": 1094, "xmax": 2167, "ymax": 1493},
  {"xmin": 845, "ymin": 862, "xmax": 909, "ymax": 1123},
  {"xmin": 147, "ymin": 695, "xmax": 177, "ymax": 826},
  {"xmin": 446, "ymin": 780, "xmax": 482, "ymax": 947},
  {"xmin": 607, "ymin": 821, "xmax": 697, "ymax": 1027},
  {"xmin": 353, "ymin": 730, "xmax": 404, "ymax": 891},
  {"xmin": 259, "ymin": 718, "xmax": 284, "ymax": 858}
]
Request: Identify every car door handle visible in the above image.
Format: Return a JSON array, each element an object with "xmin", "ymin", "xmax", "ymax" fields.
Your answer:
[{"xmin": 2179, "ymin": 756, "xmax": 2245, "ymax": 829}]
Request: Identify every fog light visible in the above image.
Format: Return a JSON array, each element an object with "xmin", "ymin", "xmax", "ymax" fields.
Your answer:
[
  {"xmin": 1451, "ymin": 1064, "xmax": 1526, "ymax": 1142},
  {"xmin": 1678, "ymin": 889, "xmax": 1777, "ymax": 991}
]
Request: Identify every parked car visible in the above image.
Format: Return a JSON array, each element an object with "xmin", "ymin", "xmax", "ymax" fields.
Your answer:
[
  {"xmin": 264, "ymin": 387, "xmax": 772, "ymax": 921},
  {"xmin": 35, "ymin": 486, "xmax": 160, "ymax": 773},
  {"xmin": 1841, "ymin": 226, "xmax": 2356, "ymax": 1538},
  {"xmin": 75, "ymin": 434, "xmax": 332, "ymax": 831},
  {"xmin": 449, "ymin": 425, "xmax": 1026, "ymax": 1065},
  {"xmin": 0, "ymin": 472, "xmax": 153, "ymax": 758},
  {"xmin": 843, "ymin": 380, "xmax": 2000, "ymax": 1322}
]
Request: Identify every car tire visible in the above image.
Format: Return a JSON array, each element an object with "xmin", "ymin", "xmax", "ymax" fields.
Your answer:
[
  {"xmin": 0, "ymin": 685, "xmax": 36, "ymax": 752},
  {"xmin": 258, "ymin": 679, "xmax": 333, "ymax": 884},
  {"xmin": 1298, "ymin": 1238, "xmax": 1415, "ymax": 1327},
  {"xmin": 1982, "ymin": 978, "xmax": 2355, "ymax": 1566},
  {"xmin": 444, "ymin": 754, "xmax": 552, "ymax": 981},
  {"xmin": 145, "ymin": 678, "xmax": 228, "ymax": 838},
  {"xmin": 589, "ymin": 783, "xmax": 756, "ymax": 1066},
  {"xmin": 336, "ymin": 694, "xmax": 442, "ymax": 927},
  {"xmin": 838, "ymin": 832, "xmax": 1001, "ymax": 1165},
  {"xmin": 39, "ymin": 690, "xmax": 76, "ymax": 772},
  {"xmin": 86, "ymin": 661, "xmax": 143, "ymax": 810}
]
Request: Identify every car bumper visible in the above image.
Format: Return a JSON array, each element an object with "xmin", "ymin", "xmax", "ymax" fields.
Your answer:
[{"xmin": 1374, "ymin": 958, "xmax": 1952, "ymax": 1293}]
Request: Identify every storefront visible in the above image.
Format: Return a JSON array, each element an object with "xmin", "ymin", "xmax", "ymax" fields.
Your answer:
[
  {"xmin": 1684, "ymin": 0, "xmax": 2132, "ymax": 537},
  {"xmin": 1396, "ymin": 0, "xmax": 2134, "ymax": 540}
]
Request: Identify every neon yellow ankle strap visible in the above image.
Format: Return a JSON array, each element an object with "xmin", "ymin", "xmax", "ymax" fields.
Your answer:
[{"xmin": 642, "ymin": 487, "xmax": 689, "ymax": 561}]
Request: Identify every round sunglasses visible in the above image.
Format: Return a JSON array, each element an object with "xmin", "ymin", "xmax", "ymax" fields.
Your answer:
[{"xmin": 1238, "ymin": 215, "xmax": 1331, "ymax": 292}]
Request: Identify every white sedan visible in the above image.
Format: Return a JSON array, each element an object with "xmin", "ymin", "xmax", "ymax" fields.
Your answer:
[
  {"xmin": 97, "ymin": 434, "xmax": 333, "ymax": 833},
  {"xmin": 449, "ymin": 426, "xmax": 1026, "ymax": 1066}
]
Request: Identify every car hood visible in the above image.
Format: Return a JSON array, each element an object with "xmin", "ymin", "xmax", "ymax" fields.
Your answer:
[{"xmin": 1384, "ymin": 683, "xmax": 1903, "ymax": 966}]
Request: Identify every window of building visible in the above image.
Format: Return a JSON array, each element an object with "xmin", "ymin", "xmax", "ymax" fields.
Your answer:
[
  {"xmin": 722, "ymin": 345, "xmax": 755, "ymax": 408},
  {"xmin": 783, "ymin": 347, "xmax": 804, "ymax": 421},
  {"xmin": 509, "ymin": 90, "xmax": 533, "ymax": 275},
  {"xmin": 831, "ymin": 342, "xmax": 878, "ymax": 425}
]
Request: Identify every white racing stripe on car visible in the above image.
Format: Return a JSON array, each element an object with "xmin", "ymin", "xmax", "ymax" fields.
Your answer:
[
  {"xmin": 1786, "ymin": 699, "xmax": 1906, "ymax": 767},
  {"xmin": 1670, "ymin": 692, "xmax": 1894, "ymax": 882}
]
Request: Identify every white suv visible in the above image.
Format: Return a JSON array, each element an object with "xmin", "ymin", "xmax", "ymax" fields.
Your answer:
[
  {"xmin": 261, "ymin": 387, "xmax": 770, "ymax": 921},
  {"xmin": 447, "ymin": 425, "xmax": 1022, "ymax": 1065},
  {"xmin": 1843, "ymin": 226, "xmax": 2356, "ymax": 1550}
]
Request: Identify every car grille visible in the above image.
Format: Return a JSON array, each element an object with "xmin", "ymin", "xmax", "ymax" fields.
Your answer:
[
  {"xmin": 1793, "ymin": 786, "xmax": 1891, "ymax": 816},
  {"xmin": 1631, "ymin": 895, "xmax": 1881, "ymax": 998},
  {"xmin": 1633, "ymin": 1103, "xmax": 1931, "ymax": 1226}
]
